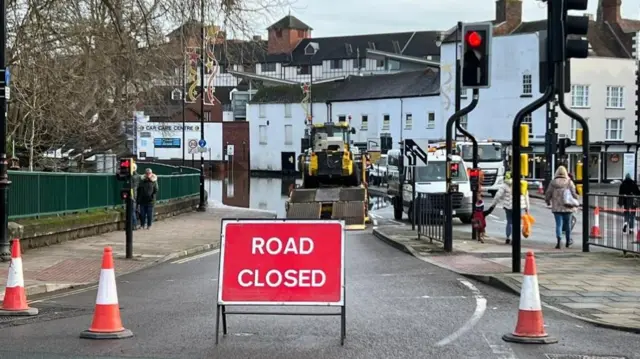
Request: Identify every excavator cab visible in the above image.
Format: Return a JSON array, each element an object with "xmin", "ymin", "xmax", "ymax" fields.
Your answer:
[{"xmin": 286, "ymin": 121, "xmax": 369, "ymax": 229}]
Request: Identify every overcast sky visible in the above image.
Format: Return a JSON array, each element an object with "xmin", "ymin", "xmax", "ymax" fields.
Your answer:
[{"xmin": 259, "ymin": 0, "xmax": 640, "ymax": 37}]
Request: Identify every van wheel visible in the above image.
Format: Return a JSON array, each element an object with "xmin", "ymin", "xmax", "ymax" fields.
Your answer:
[
  {"xmin": 393, "ymin": 199, "xmax": 403, "ymax": 220},
  {"xmin": 459, "ymin": 215, "xmax": 473, "ymax": 224}
]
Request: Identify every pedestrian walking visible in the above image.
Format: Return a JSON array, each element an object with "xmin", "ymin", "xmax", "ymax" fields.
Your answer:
[
  {"xmin": 488, "ymin": 171, "xmax": 530, "ymax": 244},
  {"xmin": 618, "ymin": 173, "xmax": 640, "ymax": 234},
  {"xmin": 137, "ymin": 168, "xmax": 158, "ymax": 230},
  {"xmin": 545, "ymin": 166, "xmax": 578, "ymax": 249}
]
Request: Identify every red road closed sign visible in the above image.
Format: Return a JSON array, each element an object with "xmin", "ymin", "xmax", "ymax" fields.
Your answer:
[{"xmin": 218, "ymin": 219, "xmax": 345, "ymax": 305}]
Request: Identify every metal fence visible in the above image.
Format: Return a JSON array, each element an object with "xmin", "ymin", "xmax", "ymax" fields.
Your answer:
[
  {"xmin": 589, "ymin": 193, "xmax": 640, "ymax": 254},
  {"xmin": 136, "ymin": 162, "xmax": 200, "ymax": 175},
  {"xmin": 415, "ymin": 192, "xmax": 447, "ymax": 243},
  {"xmin": 8, "ymin": 171, "xmax": 200, "ymax": 220}
]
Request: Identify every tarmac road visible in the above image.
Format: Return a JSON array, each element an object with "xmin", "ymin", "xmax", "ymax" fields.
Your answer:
[{"xmin": 0, "ymin": 229, "xmax": 638, "ymax": 359}]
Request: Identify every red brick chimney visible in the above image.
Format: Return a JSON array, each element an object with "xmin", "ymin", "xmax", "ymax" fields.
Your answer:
[
  {"xmin": 495, "ymin": 0, "xmax": 522, "ymax": 28},
  {"xmin": 600, "ymin": 0, "xmax": 621, "ymax": 23}
]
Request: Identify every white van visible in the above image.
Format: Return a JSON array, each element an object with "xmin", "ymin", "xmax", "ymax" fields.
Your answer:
[{"xmin": 386, "ymin": 149, "xmax": 473, "ymax": 223}]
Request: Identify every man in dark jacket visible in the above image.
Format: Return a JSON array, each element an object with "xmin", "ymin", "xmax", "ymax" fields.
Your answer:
[
  {"xmin": 137, "ymin": 168, "xmax": 158, "ymax": 229},
  {"xmin": 619, "ymin": 173, "xmax": 640, "ymax": 233}
]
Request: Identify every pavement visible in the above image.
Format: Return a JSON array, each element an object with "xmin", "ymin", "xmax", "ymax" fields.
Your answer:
[
  {"xmin": 373, "ymin": 223, "xmax": 640, "ymax": 334},
  {"xmin": 0, "ymin": 203, "xmax": 277, "ymax": 301},
  {"xmin": 1, "ymin": 229, "xmax": 640, "ymax": 358}
]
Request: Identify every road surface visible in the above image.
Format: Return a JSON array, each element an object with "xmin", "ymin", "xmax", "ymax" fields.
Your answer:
[{"xmin": 0, "ymin": 228, "xmax": 637, "ymax": 358}]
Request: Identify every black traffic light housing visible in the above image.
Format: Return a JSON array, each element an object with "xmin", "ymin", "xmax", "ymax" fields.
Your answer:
[
  {"xmin": 551, "ymin": 0, "xmax": 589, "ymax": 63},
  {"xmin": 558, "ymin": 138, "xmax": 572, "ymax": 157},
  {"xmin": 117, "ymin": 158, "xmax": 134, "ymax": 181},
  {"xmin": 120, "ymin": 188, "xmax": 130, "ymax": 200},
  {"xmin": 450, "ymin": 162, "xmax": 460, "ymax": 178},
  {"xmin": 461, "ymin": 22, "xmax": 492, "ymax": 89},
  {"xmin": 469, "ymin": 168, "xmax": 480, "ymax": 192}
]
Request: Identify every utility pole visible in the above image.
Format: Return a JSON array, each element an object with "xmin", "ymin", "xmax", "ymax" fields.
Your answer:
[
  {"xmin": 197, "ymin": 0, "xmax": 206, "ymax": 211},
  {"xmin": 0, "ymin": 0, "xmax": 11, "ymax": 261},
  {"xmin": 181, "ymin": 7, "xmax": 186, "ymax": 168}
]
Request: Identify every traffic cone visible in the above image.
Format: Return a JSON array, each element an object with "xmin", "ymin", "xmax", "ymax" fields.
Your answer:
[
  {"xmin": 80, "ymin": 247, "xmax": 133, "ymax": 339},
  {"xmin": 590, "ymin": 207, "xmax": 602, "ymax": 238},
  {"xmin": 537, "ymin": 182, "xmax": 544, "ymax": 195},
  {"xmin": 502, "ymin": 251, "xmax": 557, "ymax": 344},
  {"xmin": 0, "ymin": 239, "xmax": 38, "ymax": 316}
]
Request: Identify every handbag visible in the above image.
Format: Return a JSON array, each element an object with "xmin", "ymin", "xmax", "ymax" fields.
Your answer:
[{"xmin": 563, "ymin": 188, "xmax": 579, "ymax": 207}]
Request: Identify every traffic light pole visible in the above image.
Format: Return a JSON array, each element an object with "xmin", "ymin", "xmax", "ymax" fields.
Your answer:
[
  {"xmin": 445, "ymin": 89, "xmax": 479, "ymax": 252},
  {"xmin": 0, "ymin": 0, "xmax": 10, "ymax": 262},
  {"xmin": 125, "ymin": 180, "xmax": 133, "ymax": 259},
  {"xmin": 544, "ymin": 100, "xmax": 557, "ymax": 190},
  {"xmin": 455, "ymin": 21, "xmax": 480, "ymax": 241}
]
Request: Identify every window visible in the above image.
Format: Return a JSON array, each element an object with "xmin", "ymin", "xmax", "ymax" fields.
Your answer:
[
  {"xmin": 405, "ymin": 114, "xmax": 412, "ymax": 129},
  {"xmin": 298, "ymin": 65, "xmax": 310, "ymax": 75},
  {"xmin": 259, "ymin": 125, "xmax": 267, "ymax": 144},
  {"xmin": 330, "ymin": 59, "xmax": 342, "ymax": 69},
  {"xmin": 571, "ymin": 85, "xmax": 590, "ymax": 108},
  {"xmin": 382, "ymin": 114, "xmax": 390, "ymax": 130},
  {"xmin": 427, "ymin": 112, "xmax": 435, "ymax": 129},
  {"xmin": 522, "ymin": 114, "xmax": 532, "ymax": 135},
  {"xmin": 606, "ymin": 86, "xmax": 624, "ymax": 109},
  {"xmin": 361, "ymin": 115, "xmax": 368, "ymax": 130},
  {"xmin": 522, "ymin": 73, "xmax": 532, "ymax": 95},
  {"xmin": 606, "ymin": 118, "xmax": 623, "ymax": 140},
  {"xmin": 338, "ymin": 115, "xmax": 346, "ymax": 122},
  {"xmin": 458, "ymin": 114, "xmax": 468, "ymax": 129},
  {"xmin": 297, "ymin": 30, "xmax": 305, "ymax": 37},
  {"xmin": 204, "ymin": 111, "xmax": 211, "ymax": 122},
  {"xmin": 353, "ymin": 58, "xmax": 366, "ymax": 69},
  {"xmin": 284, "ymin": 125, "xmax": 293, "ymax": 145},
  {"xmin": 570, "ymin": 118, "xmax": 585, "ymax": 140},
  {"xmin": 376, "ymin": 59, "xmax": 384, "ymax": 68},
  {"xmin": 388, "ymin": 60, "xmax": 400, "ymax": 70},
  {"xmin": 258, "ymin": 104, "xmax": 266, "ymax": 118},
  {"xmin": 261, "ymin": 63, "xmax": 276, "ymax": 72},
  {"xmin": 284, "ymin": 104, "xmax": 292, "ymax": 118}
]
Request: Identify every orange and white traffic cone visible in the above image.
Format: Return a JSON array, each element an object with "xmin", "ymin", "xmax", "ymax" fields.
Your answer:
[
  {"xmin": 80, "ymin": 247, "xmax": 133, "ymax": 339},
  {"xmin": 502, "ymin": 251, "xmax": 557, "ymax": 344},
  {"xmin": 590, "ymin": 207, "xmax": 602, "ymax": 238},
  {"xmin": 537, "ymin": 182, "xmax": 544, "ymax": 195},
  {"xmin": 0, "ymin": 238, "xmax": 38, "ymax": 316}
]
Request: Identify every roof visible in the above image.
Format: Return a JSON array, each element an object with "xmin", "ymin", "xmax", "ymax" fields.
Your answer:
[
  {"xmin": 443, "ymin": 18, "xmax": 639, "ymax": 59},
  {"xmin": 268, "ymin": 15, "xmax": 312, "ymax": 31},
  {"xmin": 249, "ymin": 69, "xmax": 440, "ymax": 104},
  {"xmin": 274, "ymin": 31, "xmax": 442, "ymax": 65}
]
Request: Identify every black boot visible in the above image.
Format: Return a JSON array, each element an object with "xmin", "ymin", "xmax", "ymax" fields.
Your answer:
[
  {"xmin": 555, "ymin": 237, "xmax": 561, "ymax": 249},
  {"xmin": 566, "ymin": 238, "xmax": 573, "ymax": 248}
]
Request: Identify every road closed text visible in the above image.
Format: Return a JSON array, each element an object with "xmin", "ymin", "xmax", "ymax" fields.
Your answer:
[
  {"xmin": 237, "ymin": 237, "xmax": 326, "ymax": 288},
  {"xmin": 219, "ymin": 220, "xmax": 344, "ymax": 304}
]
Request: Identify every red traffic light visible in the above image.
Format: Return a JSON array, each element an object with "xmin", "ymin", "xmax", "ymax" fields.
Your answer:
[
  {"xmin": 466, "ymin": 31, "xmax": 482, "ymax": 48},
  {"xmin": 120, "ymin": 159, "xmax": 130, "ymax": 168}
]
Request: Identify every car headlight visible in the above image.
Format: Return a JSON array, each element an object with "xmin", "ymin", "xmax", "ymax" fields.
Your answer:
[
  {"xmin": 498, "ymin": 167, "xmax": 505, "ymax": 175},
  {"xmin": 464, "ymin": 191, "xmax": 473, "ymax": 198}
]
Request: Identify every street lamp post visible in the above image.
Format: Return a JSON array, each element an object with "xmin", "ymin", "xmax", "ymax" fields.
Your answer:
[
  {"xmin": 0, "ymin": 0, "xmax": 11, "ymax": 261},
  {"xmin": 305, "ymin": 42, "xmax": 319, "ymax": 126},
  {"xmin": 197, "ymin": 0, "xmax": 206, "ymax": 211}
]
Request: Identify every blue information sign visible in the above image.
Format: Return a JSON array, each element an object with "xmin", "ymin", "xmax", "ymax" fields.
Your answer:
[
  {"xmin": 154, "ymin": 138, "xmax": 181, "ymax": 148},
  {"xmin": 5, "ymin": 67, "xmax": 9, "ymax": 86},
  {"xmin": 198, "ymin": 139, "xmax": 206, "ymax": 147}
]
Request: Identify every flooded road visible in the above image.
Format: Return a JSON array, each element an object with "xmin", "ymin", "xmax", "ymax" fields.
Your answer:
[{"xmin": 204, "ymin": 172, "xmax": 391, "ymax": 217}]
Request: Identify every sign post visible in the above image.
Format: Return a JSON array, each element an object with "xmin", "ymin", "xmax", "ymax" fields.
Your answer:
[{"xmin": 216, "ymin": 219, "xmax": 346, "ymax": 345}]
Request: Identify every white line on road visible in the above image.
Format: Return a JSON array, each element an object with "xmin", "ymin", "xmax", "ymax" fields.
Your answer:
[
  {"xmin": 434, "ymin": 278, "xmax": 487, "ymax": 347},
  {"xmin": 28, "ymin": 284, "xmax": 99, "ymax": 304},
  {"xmin": 481, "ymin": 332, "xmax": 518, "ymax": 359},
  {"xmin": 172, "ymin": 249, "xmax": 219, "ymax": 264}
]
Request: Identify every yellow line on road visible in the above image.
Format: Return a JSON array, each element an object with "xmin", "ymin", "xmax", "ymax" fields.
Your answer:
[{"xmin": 171, "ymin": 249, "xmax": 219, "ymax": 264}]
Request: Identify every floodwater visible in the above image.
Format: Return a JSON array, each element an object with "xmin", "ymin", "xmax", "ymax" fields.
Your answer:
[{"xmin": 204, "ymin": 172, "xmax": 391, "ymax": 217}]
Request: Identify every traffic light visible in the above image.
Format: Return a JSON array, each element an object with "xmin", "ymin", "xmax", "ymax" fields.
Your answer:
[
  {"xmin": 117, "ymin": 158, "xmax": 134, "ymax": 181},
  {"xmin": 558, "ymin": 138, "xmax": 572, "ymax": 157},
  {"xmin": 120, "ymin": 188, "xmax": 130, "ymax": 200},
  {"xmin": 551, "ymin": 0, "xmax": 589, "ymax": 62},
  {"xmin": 450, "ymin": 162, "xmax": 460, "ymax": 177},
  {"xmin": 461, "ymin": 22, "xmax": 492, "ymax": 88},
  {"xmin": 469, "ymin": 168, "xmax": 480, "ymax": 192}
]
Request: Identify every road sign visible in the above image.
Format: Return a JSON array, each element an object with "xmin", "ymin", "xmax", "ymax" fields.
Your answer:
[
  {"xmin": 188, "ymin": 139, "xmax": 198, "ymax": 149},
  {"xmin": 139, "ymin": 152, "xmax": 147, "ymax": 160},
  {"xmin": 188, "ymin": 148, "xmax": 199, "ymax": 154},
  {"xmin": 5, "ymin": 67, "xmax": 9, "ymax": 86},
  {"xmin": 226, "ymin": 144, "xmax": 234, "ymax": 156},
  {"xmin": 199, "ymin": 139, "xmax": 206, "ymax": 147},
  {"xmin": 215, "ymin": 219, "xmax": 346, "ymax": 344}
]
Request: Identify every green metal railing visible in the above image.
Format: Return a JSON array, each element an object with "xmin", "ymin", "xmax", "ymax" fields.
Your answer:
[
  {"xmin": 7, "ymin": 171, "xmax": 199, "ymax": 219},
  {"xmin": 136, "ymin": 162, "xmax": 200, "ymax": 175}
]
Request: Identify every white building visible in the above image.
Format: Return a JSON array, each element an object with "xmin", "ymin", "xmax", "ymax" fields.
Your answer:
[
  {"xmin": 247, "ymin": 70, "xmax": 440, "ymax": 172},
  {"xmin": 437, "ymin": 0, "xmax": 640, "ymax": 182}
]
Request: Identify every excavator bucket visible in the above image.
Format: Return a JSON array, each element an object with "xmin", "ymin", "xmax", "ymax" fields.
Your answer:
[{"xmin": 286, "ymin": 186, "xmax": 369, "ymax": 230}]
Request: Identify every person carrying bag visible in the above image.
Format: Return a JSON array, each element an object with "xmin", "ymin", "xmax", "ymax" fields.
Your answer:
[{"xmin": 545, "ymin": 166, "xmax": 578, "ymax": 249}]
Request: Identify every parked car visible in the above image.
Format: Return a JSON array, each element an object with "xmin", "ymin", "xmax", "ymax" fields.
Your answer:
[{"xmin": 369, "ymin": 155, "xmax": 388, "ymax": 186}]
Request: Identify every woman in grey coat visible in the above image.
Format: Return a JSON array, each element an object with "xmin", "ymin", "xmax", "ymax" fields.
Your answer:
[{"xmin": 544, "ymin": 166, "xmax": 578, "ymax": 249}]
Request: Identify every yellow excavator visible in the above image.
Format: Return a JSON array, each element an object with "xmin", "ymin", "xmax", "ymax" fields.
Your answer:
[{"xmin": 285, "ymin": 121, "xmax": 369, "ymax": 229}]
